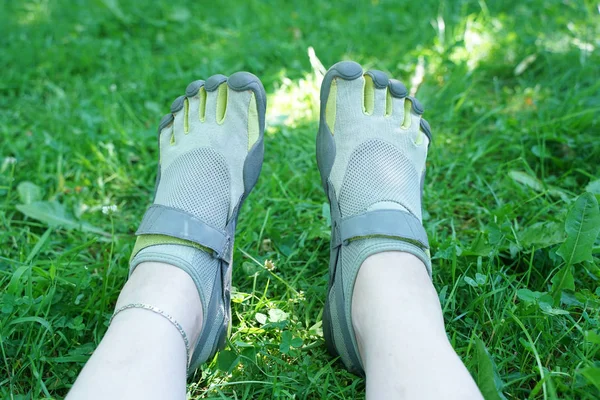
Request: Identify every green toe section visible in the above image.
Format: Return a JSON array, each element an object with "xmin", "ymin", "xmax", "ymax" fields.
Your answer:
[{"xmin": 248, "ymin": 94, "xmax": 259, "ymax": 149}]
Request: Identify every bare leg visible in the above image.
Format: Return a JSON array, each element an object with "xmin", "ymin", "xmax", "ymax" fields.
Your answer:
[
  {"xmin": 352, "ymin": 252, "xmax": 483, "ymax": 400},
  {"xmin": 67, "ymin": 262, "xmax": 203, "ymax": 400},
  {"xmin": 67, "ymin": 70, "xmax": 267, "ymax": 399}
]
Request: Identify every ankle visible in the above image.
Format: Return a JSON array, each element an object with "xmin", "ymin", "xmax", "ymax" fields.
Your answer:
[
  {"xmin": 351, "ymin": 252, "xmax": 444, "ymax": 366},
  {"xmin": 115, "ymin": 262, "xmax": 204, "ymax": 346},
  {"xmin": 351, "ymin": 251, "xmax": 435, "ymax": 322}
]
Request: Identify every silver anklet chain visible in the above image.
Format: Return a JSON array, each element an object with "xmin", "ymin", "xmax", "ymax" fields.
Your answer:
[{"xmin": 111, "ymin": 303, "xmax": 191, "ymax": 365}]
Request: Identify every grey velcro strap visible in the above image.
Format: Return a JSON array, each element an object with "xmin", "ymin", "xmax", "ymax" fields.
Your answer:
[
  {"xmin": 333, "ymin": 209, "xmax": 429, "ymax": 249},
  {"xmin": 136, "ymin": 204, "xmax": 231, "ymax": 261}
]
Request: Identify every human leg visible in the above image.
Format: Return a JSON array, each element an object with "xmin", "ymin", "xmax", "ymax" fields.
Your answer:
[
  {"xmin": 352, "ymin": 252, "xmax": 482, "ymax": 399},
  {"xmin": 68, "ymin": 72, "xmax": 267, "ymax": 399},
  {"xmin": 316, "ymin": 61, "xmax": 482, "ymax": 399},
  {"xmin": 67, "ymin": 262, "xmax": 201, "ymax": 400}
]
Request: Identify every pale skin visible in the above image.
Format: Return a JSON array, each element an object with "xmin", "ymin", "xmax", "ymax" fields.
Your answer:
[
  {"xmin": 352, "ymin": 252, "xmax": 483, "ymax": 399},
  {"xmin": 68, "ymin": 254, "xmax": 483, "ymax": 400},
  {"xmin": 67, "ymin": 262, "xmax": 202, "ymax": 400}
]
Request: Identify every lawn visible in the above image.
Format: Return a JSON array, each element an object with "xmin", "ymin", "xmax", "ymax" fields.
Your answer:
[{"xmin": 1, "ymin": 0, "xmax": 599, "ymax": 398}]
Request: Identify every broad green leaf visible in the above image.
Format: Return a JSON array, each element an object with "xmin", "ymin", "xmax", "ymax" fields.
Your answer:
[
  {"xmin": 556, "ymin": 193, "xmax": 600, "ymax": 265},
  {"xmin": 552, "ymin": 265, "xmax": 575, "ymax": 315},
  {"xmin": 240, "ymin": 346, "xmax": 258, "ymax": 361},
  {"xmin": 509, "ymin": 170, "xmax": 569, "ymax": 201},
  {"xmin": 434, "ymin": 244, "xmax": 463, "ymax": 260},
  {"xmin": 585, "ymin": 179, "xmax": 600, "ymax": 195},
  {"xmin": 560, "ymin": 291, "xmax": 583, "ymax": 307},
  {"xmin": 465, "ymin": 232, "xmax": 493, "ymax": 256},
  {"xmin": 474, "ymin": 338, "xmax": 506, "ymax": 400},
  {"xmin": 509, "ymin": 170, "xmax": 543, "ymax": 192},
  {"xmin": 268, "ymin": 308, "xmax": 288, "ymax": 323},
  {"xmin": 517, "ymin": 289, "xmax": 562, "ymax": 314},
  {"xmin": 291, "ymin": 337, "xmax": 303, "ymax": 348},
  {"xmin": 538, "ymin": 302, "xmax": 570, "ymax": 316},
  {"xmin": 537, "ymin": 293, "xmax": 555, "ymax": 308},
  {"xmin": 1, "ymin": 293, "xmax": 15, "ymax": 314},
  {"xmin": 475, "ymin": 273, "xmax": 487, "ymax": 285},
  {"xmin": 280, "ymin": 330, "xmax": 292, "ymax": 354},
  {"xmin": 217, "ymin": 350, "xmax": 239, "ymax": 373},
  {"xmin": 551, "ymin": 266, "xmax": 575, "ymax": 302},
  {"xmin": 17, "ymin": 181, "xmax": 42, "ymax": 205},
  {"xmin": 465, "ymin": 276, "xmax": 479, "ymax": 287},
  {"xmin": 16, "ymin": 201, "xmax": 109, "ymax": 237},
  {"xmin": 519, "ymin": 221, "xmax": 565, "ymax": 249},
  {"xmin": 516, "ymin": 289, "xmax": 537, "ymax": 305},
  {"xmin": 255, "ymin": 312, "xmax": 267, "ymax": 325},
  {"xmin": 580, "ymin": 366, "xmax": 600, "ymax": 391},
  {"xmin": 584, "ymin": 331, "xmax": 600, "ymax": 345}
]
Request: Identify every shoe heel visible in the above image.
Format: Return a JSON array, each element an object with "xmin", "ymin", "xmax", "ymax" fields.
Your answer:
[{"xmin": 322, "ymin": 299, "xmax": 338, "ymax": 357}]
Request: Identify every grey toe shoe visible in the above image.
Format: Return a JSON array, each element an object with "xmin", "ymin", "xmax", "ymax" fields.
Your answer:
[
  {"xmin": 130, "ymin": 71, "xmax": 267, "ymax": 374},
  {"xmin": 317, "ymin": 61, "xmax": 432, "ymax": 376}
]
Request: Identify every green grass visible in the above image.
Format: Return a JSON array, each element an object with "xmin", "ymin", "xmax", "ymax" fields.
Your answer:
[{"xmin": 1, "ymin": 0, "xmax": 599, "ymax": 398}]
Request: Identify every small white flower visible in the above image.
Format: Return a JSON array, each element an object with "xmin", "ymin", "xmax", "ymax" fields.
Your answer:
[
  {"xmin": 264, "ymin": 259, "xmax": 276, "ymax": 271},
  {"xmin": 102, "ymin": 204, "xmax": 118, "ymax": 215},
  {"xmin": 110, "ymin": 84, "xmax": 117, "ymax": 92}
]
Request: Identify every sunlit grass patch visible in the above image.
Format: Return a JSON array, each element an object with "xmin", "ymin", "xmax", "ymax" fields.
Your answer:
[{"xmin": 266, "ymin": 48, "xmax": 324, "ymax": 131}]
